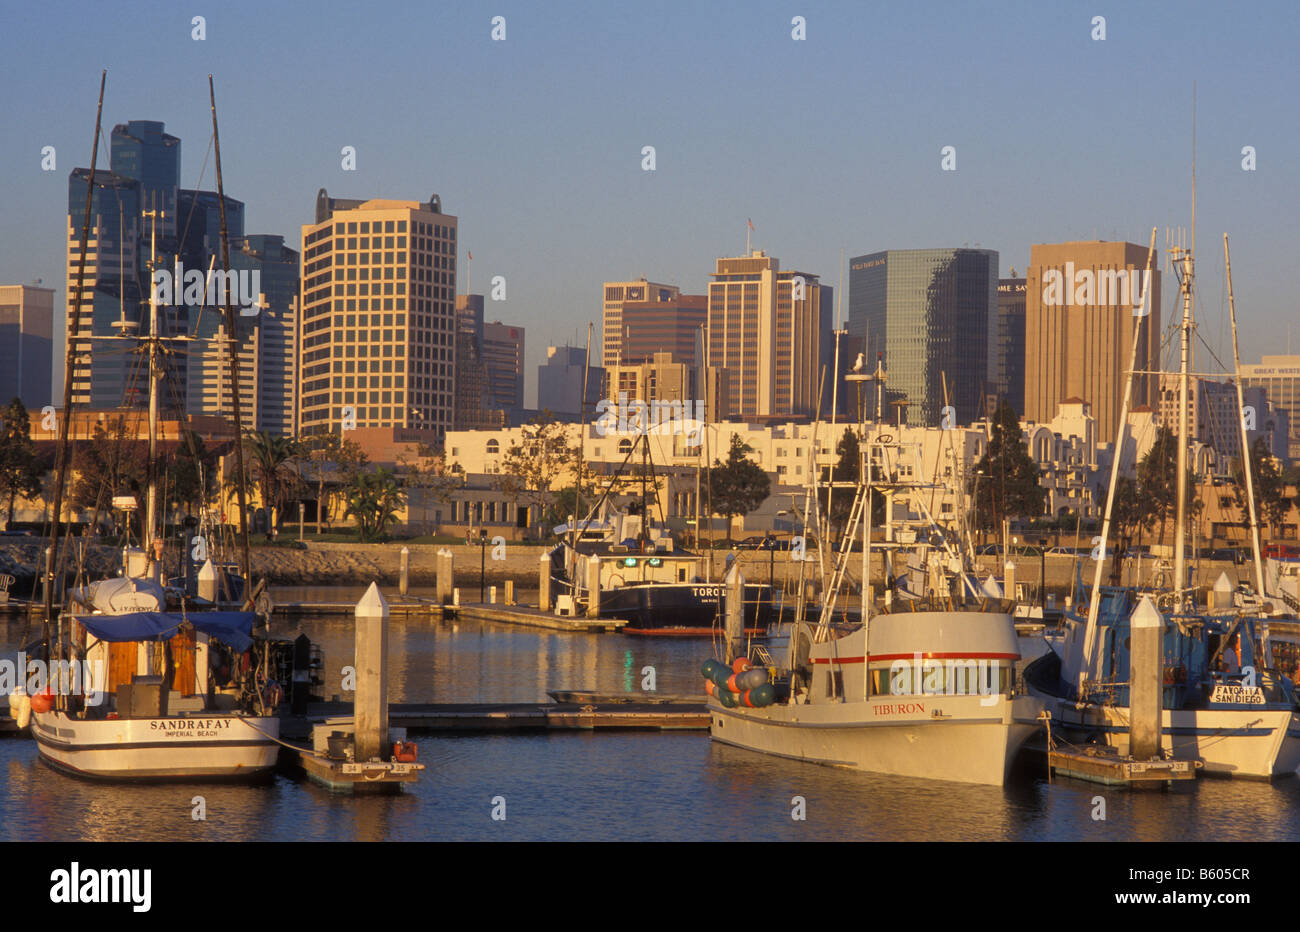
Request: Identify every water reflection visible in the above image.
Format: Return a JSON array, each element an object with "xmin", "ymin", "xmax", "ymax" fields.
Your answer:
[{"xmin": 2, "ymin": 586, "xmax": 1299, "ymax": 842}]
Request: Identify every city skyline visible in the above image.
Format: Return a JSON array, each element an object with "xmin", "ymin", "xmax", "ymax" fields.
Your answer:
[{"xmin": 1, "ymin": 1, "xmax": 1297, "ymax": 409}]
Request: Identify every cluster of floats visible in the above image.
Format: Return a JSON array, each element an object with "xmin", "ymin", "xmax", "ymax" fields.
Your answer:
[{"xmin": 701, "ymin": 658, "xmax": 776, "ymax": 709}]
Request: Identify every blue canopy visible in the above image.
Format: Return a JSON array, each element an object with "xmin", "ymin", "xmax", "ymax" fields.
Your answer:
[{"xmin": 75, "ymin": 612, "xmax": 256, "ymax": 652}]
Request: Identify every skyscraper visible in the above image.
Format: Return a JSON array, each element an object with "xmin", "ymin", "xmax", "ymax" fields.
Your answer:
[
  {"xmin": 1024, "ymin": 241, "xmax": 1162, "ymax": 444},
  {"xmin": 601, "ymin": 278, "xmax": 679, "ymax": 367},
  {"xmin": 0, "ymin": 284, "xmax": 55, "ymax": 406},
  {"xmin": 237, "ymin": 235, "xmax": 299, "ymax": 436},
  {"xmin": 994, "ymin": 276, "xmax": 1027, "ymax": 415},
  {"xmin": 453, "ymin": 294, "xmax": 504, "ymax": 429},
  {"xmin": 707, "ymin": 250, "xmax": 830, "ymax": 420},
  {"xmin": 848, "ymin": 248, "xmax": 998, "ymax": 426},
  {"xmin": 298, "ymin": 191, "xmax": 457, "ymax": 442},
  {"xmin": 619, "ymin": 294, "xmax": 707, "ymax": 365},
  {"xmin": 537, "ymin": 345, "xmax": 603, "ymax": 420},
  {"xmin": 482, "ymin": 320, "xmax": 525, "ymax": 423}
]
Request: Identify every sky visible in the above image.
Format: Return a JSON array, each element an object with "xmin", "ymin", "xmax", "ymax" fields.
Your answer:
[{"xmin": 1, "ymin": 0, "xmax": 1297, "ymax": 407}]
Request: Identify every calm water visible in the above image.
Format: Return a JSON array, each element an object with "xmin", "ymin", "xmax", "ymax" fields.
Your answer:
[{"xmin": 4, "ymin": 586, "xmax": 1300, "ymax": 842}]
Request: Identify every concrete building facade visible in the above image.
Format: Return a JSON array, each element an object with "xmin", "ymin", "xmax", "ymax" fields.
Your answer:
[
  {"xmin": 707, "ymin": 251, "xmax": 830, "ymax": 420},
  {"xmin": 298, "ymin": 191, "xmax": 457, "ymax": 446}
]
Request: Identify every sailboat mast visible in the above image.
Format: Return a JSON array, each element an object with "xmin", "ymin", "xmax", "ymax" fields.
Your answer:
[
  {"xmin": 208, "ymin": 75, "xmax": 253, "ymax": 591},
  {"xmin": 1223, "ymin": 235, "xmax": 1267, "ymax": 599},
  {"xmin": 1174, "ymin": 87, "xmax": 1197, "ymax": 596},
  {"xmin": 143, "ymin": 209, "xmax": 161, "ymax": 550},
  {"xmin": 46, "ymin": 71, "xmax": 107, "ymax": 707}
]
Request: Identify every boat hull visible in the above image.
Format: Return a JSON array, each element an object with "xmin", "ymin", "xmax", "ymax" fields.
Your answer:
[
  {"xmin": 599, "ymin": 582, "xmax": 773, "ymax": 636},
  {"xmin": 1033, "ymin": 697, "xmax": 1300, "ymax": 779},
  {"xmin": 709, "ymin": 694, "xmax": 1042, "ymax": 786},
  {"xmin": 31, "ymin": 711, "xmax": 280, "ymax": 781}
]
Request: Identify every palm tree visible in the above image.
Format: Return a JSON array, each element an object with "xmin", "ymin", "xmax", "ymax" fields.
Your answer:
[
  {"xmin": 344, "ymin": 469, "xmax": 405, "ymax": 541},
  {"xmin": 246, "ymin": 430, "xmax": 300, "ymax": 538}
]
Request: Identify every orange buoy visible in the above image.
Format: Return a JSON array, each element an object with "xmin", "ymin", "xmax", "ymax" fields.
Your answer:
[
  {"xmin": 30, "ymin": 690, "xmax": 54, "ymax": 714},
  {"xmin": 732, "ymin": 657, "xmax": 752, "ymax": 673},
  {"xmin": 704, "ymin": 680, "xmax": 716, "ymax": 697}
]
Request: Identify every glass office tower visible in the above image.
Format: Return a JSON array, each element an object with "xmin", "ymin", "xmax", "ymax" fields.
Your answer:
[{"xmin": 848, "ymin": 248, "xmax": 998, "ymax": 427}]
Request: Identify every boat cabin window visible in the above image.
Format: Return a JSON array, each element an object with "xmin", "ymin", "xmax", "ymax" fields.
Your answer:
[
  {"xmin": 870, "ymin": 661, "xmax": 1012, "ymax": 698},
  {"xmin": 679, "ymin": 568, "xmax": 688, "ymax": 582}
]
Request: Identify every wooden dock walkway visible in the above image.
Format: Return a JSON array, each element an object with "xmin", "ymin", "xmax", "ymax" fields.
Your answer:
[{"xmin": 273, "ymin": 597, "xmax": 627, "ymax": 633}]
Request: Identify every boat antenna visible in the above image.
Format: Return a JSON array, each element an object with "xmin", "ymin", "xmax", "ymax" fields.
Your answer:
[
  {"xmin": 45, "ymin": 71, "xmax": 107, "ymax": 704},
  {"xmin": 208, "ymin": 75, "xmax": 253, "ymax": 595}
]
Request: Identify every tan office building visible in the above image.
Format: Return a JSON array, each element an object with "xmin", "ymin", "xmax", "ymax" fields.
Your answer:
[
  {"xmin": 298, "ymin": 191, "xmax": 456, "ymax": 444},
  {"xmin": 605, "ymin": 351, "xmax": 730, "ymax": 422},
  {"xmin": 707, "ymin": 250, "xmax": 830, "ymax": 420},
  {"xmin": 1024, "ymin": 241, "xmax": 1162, "ymax": 444},
  {"xmin": 601, "ymin": 278, "xmax": 680, "ymax": 368}
]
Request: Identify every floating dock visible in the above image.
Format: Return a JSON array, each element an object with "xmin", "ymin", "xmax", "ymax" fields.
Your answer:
[
  {"xmin": 273, "ymin": 598, "xmax": 627, "ymax": 633},
  {"xmin": 1047, "ymin": 745, "xmax": 1199, "ymax": 786}
]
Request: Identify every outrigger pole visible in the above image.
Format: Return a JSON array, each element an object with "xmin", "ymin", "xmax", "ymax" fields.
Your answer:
[{"xmin": 208, "ymin": 75, "xmax": 253, "ymax": 595}]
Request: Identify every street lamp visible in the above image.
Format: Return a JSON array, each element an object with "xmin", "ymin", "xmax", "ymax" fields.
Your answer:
[{"xmin": 479, "ymin": 527, "xmax": 489, "ymax": 603}]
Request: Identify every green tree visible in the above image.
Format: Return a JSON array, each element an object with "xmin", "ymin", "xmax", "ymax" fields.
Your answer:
[
  {"xmin": 298, "ymin": 431, "xmax": 369, "ymax": 530},
  {"xmin": 1232, "ymin": 437, "xmax": 1288, "ymax": 534},
  {"xmin": 344, "ymin": 468, "xmax": 406, "ymax": 541},
  {"xmin": 494, "ymin": 412, "xmax": 579, "ymax": 535},
  {"xmin": 707, "ymin": 435, "xmax": 770, "ymax": 544},
  {"xmin": 246, "ymin": 430, "xmax": 301, "ymax": 536},
  {"xmin": 969, "ymin": 400, "xmax": 1045, "ymax": 530},
  {"xmin": 71, "ymin": 419, "xmax": 147, "ymax": 536},
  {"xmin": 1137, "ymin": 426, "xmax": 1201, "ymax": 545},
  {"xmin": 165, "ymin": 430, "xmax": 218, "ymax": 516},
  {"xmin": 0, "ymin": 399, "xmax": 41, "ymax": 526},
  {"xmin": 823, "ymin": 427, "xmax": 883, "ymax": 544}
]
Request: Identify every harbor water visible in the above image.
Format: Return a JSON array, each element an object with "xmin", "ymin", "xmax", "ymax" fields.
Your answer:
[{"xmin": 4, "ymin": 586, "xmax": 1300, "ymax": 842}]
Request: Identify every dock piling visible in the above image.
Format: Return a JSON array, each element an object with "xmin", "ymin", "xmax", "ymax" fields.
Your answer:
[
  {"xmin": 1130, "ymin": 595, "xmax": 1163, "ymax": 761},
  {"xmin": 399, "ymin": 546, "xmax": 410, "ymax": 597},
  {"xmin": 586, "ymin": 556, "xmax": 601, "ymax": 618},
  {"xmin": 197, "ymin": 558, "xmax": 216, "ymax": 602},
  {"xmin": 539, "ymin": 552, "xmax": 552, "ymax": 612},
  {"xmin": 354, "ymin": 582, "xmax": 390, "ymax": 762}
]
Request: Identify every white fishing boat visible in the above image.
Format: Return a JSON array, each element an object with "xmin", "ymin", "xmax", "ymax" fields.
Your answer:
[{"xmin": 706, "ymin": 426, "xmax": 1044, "ymax": 786}]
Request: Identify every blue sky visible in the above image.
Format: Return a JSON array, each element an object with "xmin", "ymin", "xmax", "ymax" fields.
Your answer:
[{"xmin": 1, "ymin": 0, "xmax": 1297, "ymax": 405}]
